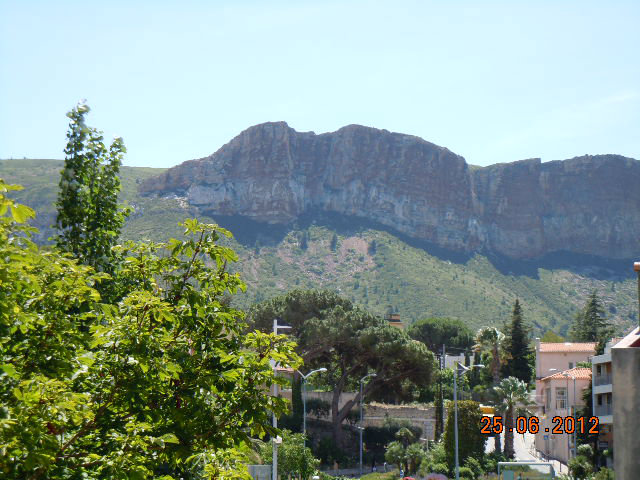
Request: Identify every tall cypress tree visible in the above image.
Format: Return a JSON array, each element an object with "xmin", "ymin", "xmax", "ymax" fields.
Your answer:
[{"xmin": 501, "ymin": 299, "xmax": 532, "ymax": 383}]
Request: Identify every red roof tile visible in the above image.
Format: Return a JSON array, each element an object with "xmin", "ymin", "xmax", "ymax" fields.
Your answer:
[
  {"xmin": 541, "ymin": 367, "xmax": 592, "ymax": 382},
  {"xmin": 538, "ymin": 342, "xmax": 596, "ymax": 353}
]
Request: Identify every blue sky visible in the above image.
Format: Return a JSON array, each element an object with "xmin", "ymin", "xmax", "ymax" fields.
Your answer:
[{"xmin": 1, "ymin": 0, "xmax": 639, "ymax": 168}]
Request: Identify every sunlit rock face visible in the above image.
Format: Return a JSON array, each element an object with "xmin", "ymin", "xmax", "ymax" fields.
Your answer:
[{"xmin": 140, "ymin": 122, "xmax": 640, "ymax": 259}]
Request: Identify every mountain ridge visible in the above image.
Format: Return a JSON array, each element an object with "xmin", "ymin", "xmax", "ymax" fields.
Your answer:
[
  {"xmin": 139, "ymin": 122, "xmax": 640, "ymax": 260},
  {"xmin": 2, "ymin": 158, "xmax": 637, "ymax": 336}
]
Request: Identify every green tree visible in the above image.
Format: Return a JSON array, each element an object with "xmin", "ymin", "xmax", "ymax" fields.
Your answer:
[
  {"xmin": 260, "ymin": 430, "xmax": 319, "ymax": 480},
  {"xmin": 569, "ymin": 292, "xmax": 613, "ymax": 353},
  {"xmin": 0, "ymin": 186, "xmax": 300, "ymax": 479},
  {"xmin": 405, "ymin": 442, "xmax": 426, "ymax": 474},
  {"xmin": 541, "ymin": 330, "xmax": 565, "ymax": 343},
  {"xmin": 54, "ymin": 102, "xmax": 130, "ymax": 276},
  {"xmin": 443, "ymin": 400, "xmax": 486, "ymax": 472},
  {"xmin": 493, "ymin": 377, "xmax": 534, "ymax": 458},
  {"xmin": 501, "ymin": 300, "xmax": 532, "ymax": 384},
  {"xmin": 248, "ymin": 290, "xmax": 435, "ymax": 445},
  {"xmin": 474, "ymin": 327, "xmax": 505, "ymax": 385},
  {"xmin": 408, "ymin": 317, "xmax": 474, "ymax": 353},
  {"xmin": 384, "ymin": 441, "xmax": 407, "ymax": 473}
]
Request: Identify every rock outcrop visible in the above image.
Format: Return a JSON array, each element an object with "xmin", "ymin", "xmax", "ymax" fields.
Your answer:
[{"xmin": 140, "ymin": 122, "xmax": 640, "ymax": 259}]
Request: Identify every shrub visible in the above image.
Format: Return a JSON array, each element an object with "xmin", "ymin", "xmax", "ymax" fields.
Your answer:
[
  {"xmin": 458, "ymin": 466, "xmax": 475, "ymax": 479},
  {"xmin": 431, "ymin": 463, "xmax": 450, "ymax": 475},
  {"xmin": 464, "ymin": 456, "xmax": 484, "ymax": 478},
  {"xmin": 568, "ymin": 455, "xmax": 593, "ymax": 480},
  {"xmin": 593, "ymin": 467, "xmax": 615, "ymax": 480},
  {"xmin": 577, "ymin": 443, "xmax": 594, "ymax": 458}
]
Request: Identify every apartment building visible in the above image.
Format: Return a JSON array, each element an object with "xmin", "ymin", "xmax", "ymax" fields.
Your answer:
[
  {"xmin": 534, "ymin": 367, "xmax": 591, "ymax": 465},
  {"xmin": 591, "ymin": 338, "xmax": 621, "ymax": 468},
  {"xmin": 534, "ymin": 340, "xmax": 596, "ymax": 405}
]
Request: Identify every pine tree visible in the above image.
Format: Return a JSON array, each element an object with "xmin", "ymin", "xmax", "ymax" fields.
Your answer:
[
  {"xmin": 569, "ymin": 292, "xmax": 613, "ymax": 353},
  {"xmin": 501, "ymin": 299, "xmax": 532, "ymax": 383},
  {"xmin": 54, "ymin": 101, "xmax": 129, "ymax": 275}
]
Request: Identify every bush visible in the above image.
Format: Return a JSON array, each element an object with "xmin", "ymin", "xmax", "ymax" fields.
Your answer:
[
  {"xmin": 306, "ymin": 398, "xmax": 331, "ymax": 418},
  {"xmin": 577, "ymin": 443, "xmax": 594, "ymax": 458},
  {"xmin": 431, "ymin": 463, "xmax": 450, "ymax": 475},
  {"xmin": 458, "ymin": 466, "xmax": 475, "ymax": 479},
  {"xmin": 568, "ymin": 455, "xmax": 593, "ymax": 480},
  {"xmin": 482, "ymin": 450, "xmax": 508, "ymax": 474},
  {"xmin": 316, "ymin": 436, "xmax": 347, "ymax": 466},
  {"xmin": 594, "ymin": 467, "xmax": 615, "ymax": 480},
  {"xmin": 464, "ymin": 456, "xmax": 484, "ymax": 478}
]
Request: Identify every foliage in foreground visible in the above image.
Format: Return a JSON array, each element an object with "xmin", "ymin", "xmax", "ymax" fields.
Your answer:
[{"xmin": 0, "ymin": 183, "xmax": 300, "ymax": 479}]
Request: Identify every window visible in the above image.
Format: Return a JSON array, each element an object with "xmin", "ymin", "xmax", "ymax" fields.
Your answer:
[
  {"xmin": 556, "ymin": 387, "xmax": 567, "ymax": 410},
  {"xmin": 569, "ymin": 362, "xmax": 574, "ymax": 369},
  {"xmin": 545, "ymin": 388, "xmax": 551, "ymax": 411}
]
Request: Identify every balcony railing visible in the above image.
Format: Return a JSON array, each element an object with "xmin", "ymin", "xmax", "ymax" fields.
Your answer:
[
  {"xmin": 594, "ymin": 405, "xmax": 613, "ymax": 416},
  {"xmin": 594, "ymin": 374, "xmax": 612, "ymax": 386}
]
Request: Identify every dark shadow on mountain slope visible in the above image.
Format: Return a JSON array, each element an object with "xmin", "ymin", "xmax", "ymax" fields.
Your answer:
[{"xmin": 206, "ymin": 209, "xmax": 635, "ymax": 281}]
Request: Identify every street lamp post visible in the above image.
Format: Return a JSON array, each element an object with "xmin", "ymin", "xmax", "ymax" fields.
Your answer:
[
  {"xmin": 454, "ymin": 362, "xmax": 483, "ymax": 480},
  {"xmin": 272, "ymin": 319, "xmax": 292, "ymax": 480},
  {"xmin": 298, "ymin": 368, "xmax": 327, "ymax": 446},
  {"xmin": 359, "ymin": 373, "xmax": 377, "ymax": 476}
]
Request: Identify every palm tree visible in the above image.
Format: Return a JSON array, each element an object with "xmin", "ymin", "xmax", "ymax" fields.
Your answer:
[
  {"xmin": 494, "ymin": 376, "xmax": 534, "ymax": 458},
  {"xmin": 474, "ymin": 326, "xmax": 505, "ymax": 385},
  {"xmin": 474, "ymin": 326, "xmax": 507, "ymax": 454}
]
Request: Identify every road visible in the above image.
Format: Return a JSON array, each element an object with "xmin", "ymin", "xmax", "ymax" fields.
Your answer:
[{"xmin": 486, "ymin": 431, "xmax": 568, "ymax": 475}]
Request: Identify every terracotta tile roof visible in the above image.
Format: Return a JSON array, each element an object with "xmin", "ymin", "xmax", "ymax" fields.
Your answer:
[
  {"xmin": 541, "ymin": 367, "xmax": 592, "ymax": 382},
  {"xmin": 538, "ymin": 342, "xmax": 596, "ymax": 353}
]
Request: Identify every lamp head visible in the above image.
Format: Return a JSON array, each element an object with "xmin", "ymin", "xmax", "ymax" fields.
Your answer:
[
  {"xmin": 318, "ymin": 368, "xmax": 328, "ymax": 373},
  {"xmin": 634, "ymin": 262, "xmax": 640, "ymax": 272}
]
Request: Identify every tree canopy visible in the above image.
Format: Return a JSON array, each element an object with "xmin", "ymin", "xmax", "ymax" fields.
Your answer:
[
  {"xmin": 247, "ymin": 289, "xmax": 436, "ymax": 444},
  {"xmin": 54, "ymin": 102, "xmax": 130, "ymax": 276},
  {"xmin": 569, "ymin": 291, "xmax": 613, "ymax": 353},
  {"xmin": 408, "ymin": 317, "xmax": 474, "ymax": 354},
  {"xmin": 1, "ymin": 180, "xmax": 300, "ymax": 479}
]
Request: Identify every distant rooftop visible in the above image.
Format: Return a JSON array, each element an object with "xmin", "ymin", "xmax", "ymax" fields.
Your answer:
[
  {"xmin": 538, "ymin": 342, "xmax": 597, "ymax": 353},
  {"xmin": 541, "ymin": 367, "xmax": 592, "ymax": 381}
]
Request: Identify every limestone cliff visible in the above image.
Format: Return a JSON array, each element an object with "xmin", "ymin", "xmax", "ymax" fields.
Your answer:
[{"xmin": 139, "ymin": 122, "xmax": 640, "ymax": 259}]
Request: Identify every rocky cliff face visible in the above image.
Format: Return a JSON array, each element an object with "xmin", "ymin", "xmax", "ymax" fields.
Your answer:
[{"xmin": 139, "ymin": 122, "xmax": 640, "ymax": 259}]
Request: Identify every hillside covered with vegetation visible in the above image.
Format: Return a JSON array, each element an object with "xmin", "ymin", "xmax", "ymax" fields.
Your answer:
[{"xmin": 1, "ymin": 158, "xmax": 636, "ymax": 337}]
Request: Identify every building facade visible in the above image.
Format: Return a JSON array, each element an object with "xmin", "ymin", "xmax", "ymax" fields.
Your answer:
[
  {"xmin": 534, "ymin": 367, "xmax": 591, "ymax": 465},
  {"xmin": 612, "ymin": 326, "xmax": 640, "ymax": 478},
  {"xmin": 591, "ymin": 338, "xmax": 621, "ymax": 468},
  {"xmin": 534, "ymin": 340, "xmax": 596, "ymax": 406}
]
